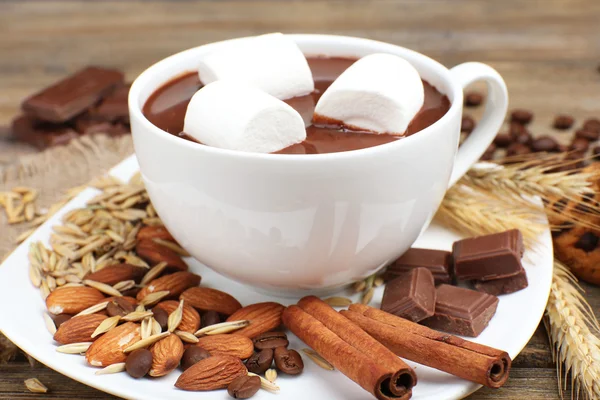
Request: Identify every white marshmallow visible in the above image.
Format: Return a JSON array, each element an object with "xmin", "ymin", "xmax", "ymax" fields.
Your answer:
[
  {"xmin": 184, "ymin": 80, "xmax": 306, "ymax": 153},
  {"xmin": 197, "ymin": 33, "xmax": 314, "ymax": 100},
  {"xmin": 314, "ymin": 53, "xmax": 424, "ymax": 135}
]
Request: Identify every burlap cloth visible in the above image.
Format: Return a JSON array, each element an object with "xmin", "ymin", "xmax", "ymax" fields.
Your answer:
[{"xmin": 0, "ymin": 134, "xmax": 134, "ymax": 255}]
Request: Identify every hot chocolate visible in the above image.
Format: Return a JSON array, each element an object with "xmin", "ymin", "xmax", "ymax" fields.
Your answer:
[{"xmin": 143, "ymin": 57, "xmax": 450, "ymax": 154}]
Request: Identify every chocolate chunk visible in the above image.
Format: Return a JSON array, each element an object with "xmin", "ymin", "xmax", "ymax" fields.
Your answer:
[
  {"xmin": 530, "ymin": 135, "xmax": 558, "ymax": 152},
  {"xmin": 181, "ymin": 346, "xmax": 210, "ymax": 371},
  {"xmin": 227, "ymin": 375, "xmax": 261, "ymax": 399},
  {"xmin": 421, "ymin": 284, "xmax": 499, "ymax": 337},
  {"xmin": 493, "ymin": 133, "xmax": 512, "ymax": 148},
  {"xmin": 253, "ymin": 331, "xmax": 289, "ymax": 350},
  {"xmin": 95, "ymin": 84, "xmax": 131, "ymax": 122},
  {"xmin": 473, "ymin": 268, "xmax": 528, "ymax": 296},
  {"xmin": 11, "ymin": 115, "xmax": 79, "ymax": 150},
  {"xmin": 273, "ymin": 347, "xmax": 304, "ymax": 375},
  {"xmin": 125, "ymin": 348, "xmax": 153, "ymax": 378},
  {"xmin": 385, "ymin": 248, "xmax": 453, "ymax": 285},
  {"xmin": 246, "ymin": 349, "xmax": 274, "ymax": 374},
  {"xmin": 510, "ymin": 109, "xmax": 533, "ymax": 125},
  {"xmin": 381, "ymin": 268, "xmax": 436, "ymax": 322},
  {"xmin": 506, "ymin": 142, "xmax": 531, "ymax": 157},
  {"xmin": 465, "ymin": 92, "xmax": 484, "ymax": 107},
  {"xmin": 553, "ymin": 115, "xmax": 574, "ymax": 130},
  {"xmin": 461, "ymin": 115, "xmax": 476, "ymax": 133},
  {"xmin": 22, "ymin": 66, "xmax": 124, "ymax": 123},
  {"xmin": 453, "ymin": 229, "xmax": 524, "ymax": 281},
  {"xmin": 583, "ymin": 118, "xmax": 600, "ymax": 133},
  {"xmin": 574, "ymin": 232, "xmax": 599, "ymax": 252},
  {"xmin": 575, "ymin": 129, "xmax": 600, "ymax": 141},
  {"xmin": 570, "ymin": 137, "xmax": 590, "ymax": 153}
]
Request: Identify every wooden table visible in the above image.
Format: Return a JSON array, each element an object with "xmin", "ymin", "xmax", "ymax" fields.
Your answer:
[{"xmin": 1, "ymin": 1, "xmax": 599, "ymax": 398}]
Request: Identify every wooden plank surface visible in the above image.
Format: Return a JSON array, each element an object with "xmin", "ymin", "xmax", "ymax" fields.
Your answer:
[{"xmin": 1, "ymin": 0, "xmax": 599, "ymax": 399}]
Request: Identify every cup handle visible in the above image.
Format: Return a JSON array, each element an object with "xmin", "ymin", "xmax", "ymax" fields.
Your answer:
[{"xmin": 448, "ymin": 62, "xmax": 508, "ymax": 187}]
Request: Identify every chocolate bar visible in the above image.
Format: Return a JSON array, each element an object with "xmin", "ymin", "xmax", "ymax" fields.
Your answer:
[
  {"xmin": 453, "ymin": 229, "xmax": 524, "ymax": 281},
  {"xmin": 385, "ymin": 248, "xmax": 452, "ymax": 285},
  {"xmin": 473, "ymin": 268, "xmax": 528, "ymax": 296},
  {"xmin": 381, "ymin": 267, "xmax": 436, "ymax": 322},
  {"xmin": 421, "ymin": 284, "xmax": 498, "ymax": 337},
  {"xmin": 95, "ymin": 84, "xmax": 130, "ymax": 122},
  {"xmin": 22, "ymin": 66, "xmax": 124, "ymax": 123},
  {"xmin": 11, "ymin": 115, "xmax": 79, "ymax": 150}
]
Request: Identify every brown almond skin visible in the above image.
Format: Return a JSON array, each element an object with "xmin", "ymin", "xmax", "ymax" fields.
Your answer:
[
  {"xmin": 126, "ymin": 348, "xmax": 153, "ymax": 378},
  {"xmin": 136, "ymin": 239, "xmax": 188, "ymax": 272},
  {"xmin": 86, "ymin": 322, "xmax": 141, "ymax": 367},
  {"xmin": 46, "ymin": 287, "xmax": 106, "ymax": 315},
  {"xmin": 227, "ymin": 375, "xmax": 261, "ymax": 399},
  {"xmin": 149, "ymin": 333, "xmax": 184, "ymax": 377},
  {"xmin": 195, "ymin": 334, "xmax": 254, "ymax": 360},
  {"xmin": 175, "ymin": 355, "xmax": 247, "ymax": 391},
  {"xmin": 84, "ymin": 263, "xmax": 147, "ymax": 285},
  {"xmin": 226, "ymin": 302, "xmax": 284, "ymax": 338},
  {"xmin": 137, "ymin": 225, "xmax": 176, "ymax": 242},
  {"xmin": 53, "ymin": 314, "xmax": 108, "ymax": 344},
  {"xmin": 136, "ymin": 271, "xmax": 201, "ymax": 301},
  {"xmin": 154, "ymin": 300, "xmax": 200, "ymax": 333},
  {"xmin": 180, "ymin": 287, "xmax": 242, "ymax": 316}
]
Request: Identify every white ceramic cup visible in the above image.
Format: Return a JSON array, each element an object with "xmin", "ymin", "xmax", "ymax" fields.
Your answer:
[{"xmin": 129, "ymin": 34, "xmax": 508, "ymax": 295}]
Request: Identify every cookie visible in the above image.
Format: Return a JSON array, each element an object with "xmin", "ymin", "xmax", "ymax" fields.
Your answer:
[{"xmin": 548, "ymin": 163, "xmax": 600, "ymax": 285}]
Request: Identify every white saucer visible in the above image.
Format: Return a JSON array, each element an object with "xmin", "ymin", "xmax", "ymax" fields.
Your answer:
[{"xmin": 0, "ymin": 155, "xmax": 553, "ymax": 400}]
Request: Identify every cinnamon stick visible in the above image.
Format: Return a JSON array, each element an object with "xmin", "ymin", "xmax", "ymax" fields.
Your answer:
[
  {"xmin": 298, "ymin": 296, "xmax": 416, "ymax": 396},
  {"xmin": 341, "ymin": 304, "xmax": 511, "ymax": 389},
  {"xmin": 282, "ymin": 298, "xmax": 415, "ymax": 400}
]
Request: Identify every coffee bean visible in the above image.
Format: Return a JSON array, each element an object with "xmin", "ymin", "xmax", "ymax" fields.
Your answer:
[
  {"xmin": 493, "ymin": 133, "xmax": 512, "ymax": 148},
  {"xmin": 461, "ymin": 115, "xmax": 475, "ymax": 133},
  {"xmin": 107, "ymin": 297, "xmax": 135, "ymax": 317},
  {"xmin": 570, "ymin": 137, "xmax": 590, "ymax": 152},
  {"xmin": 121, "ymin": 286, "xmax": 141, "ymax": 298},
  {"xmin": 583, "ymin": 118, "xmax": 600, "ymax": 133},
  {"xmin": 574, "ymin": 232, "xmax": 599, "ymax": 252},
  {"xmin": 227, "ymin": 375, "xmax": 261, "ymax": 399},
  {"xmin": 509, "ymin": 122, "xmax": 526, "ymax": 138},
  {"xmin": 52, "ymin": 314, "xmax": 72, "ymax": 328},
  {"xmin": 510, "ymin": 109, "xmax": 533, "ymax": 125},
  {"xmin": 531, "ymin": 136, "xmax": 558, "ymax": 152},
  {"xmin": 464, "ymin": 91, "xmax": 484, "ymax": 107},
  {"xmin": 181, "ymin": 346, "xmax": 211, "ymax": 371},
  {"xmin": 553, "ymin": 115, "xmax": 574, "ymax": 130},
  {"xmin": 125, "ymin": 348, "xmax": 153, "ymax": 378},
  {"xmin": 592, "ymin": 146, "xmax": 600, "ymax": 160},
  {"xmin": 557, "ymin": 144, "xmax": 569, "ymax": 153},
  {"xmin": 152, "ymin": 307, "xmax": 169, "ymax": 330},
  {"xmin": 514, "ymin": 130, "xmax": 532, "ymax": 145},
  {"xmin": 480, "ymin": 143, "xmax": 496, "ymax": 161},
  {"xmin": 253, "ymin": 331, "xmax": 289, "ymax": 350},
  {"xmin": 274, "ymin": 347, "xmax": 304, "ymax": 375},
  {"xmin": 575, "ymin": 129, "xmax": 600, "ymax": 141},
  {"xmin": 506, "ymin": 143, "xmax": 531, "ymax": 157},
  {"xmin": 201, "ymin": 310, "xmax": 221, "ymax": 328},
  {"xmin": 246, "ymin": 348, "xmax": 274, "ymax": 374}
]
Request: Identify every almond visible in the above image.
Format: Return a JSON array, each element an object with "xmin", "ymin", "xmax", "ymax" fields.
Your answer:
[
  {"xmin": 46, "ymin": 287, "xmax": 106, "ymax": 315},
  {"xmin": 180, "ymin": 287, "xmax": 242, "ymax": 316},
  {"xmin": 195, "ymin": 334, "xmax": 253, "ymax": 360},
  {"xmin": 175, "ymin": 354, "xmax": 247, "ymax": 391},
  {"xmin": 53, "ymin": 314, "xmax": 108, "ymax": 344},
  {"xmin": 154, "ymin": 300, "xmax": 200, "ymax": 333},
  {"xmin": 226, "ymin": 302, "xmax": 285, "ymax": 338},
  {"xmin": 136, "ymin": 271, "xmax": 201, "ymax": 301},
  {"xmin": 84, "ymin": 263, "xmax": 147, "ymax": 285},
  {"xmin": 137, "ymin": 225, "xmax": 175, "ymax": 242},
  {"xmin": 149, "ymin": 333, "xmax": 184, "ymax": 377},
  {"xmin": 86, "ymin": 322, "xmax": 141, "ymax": 367},
  {"xmin": 136, "ymin": 239, "xmax": 188, "ymax": 272}
]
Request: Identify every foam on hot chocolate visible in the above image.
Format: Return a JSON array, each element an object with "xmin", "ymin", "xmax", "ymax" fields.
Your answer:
[{"xmin": 313, "ymin": 53, "xmax": 425, "ymax": 135}]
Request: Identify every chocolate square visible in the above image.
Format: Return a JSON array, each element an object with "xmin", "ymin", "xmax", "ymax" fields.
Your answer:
[
  {"xmin": 381, "ymin": 267, "xmax": 436, "ymax": 322},
  {"xmin": 11, "ymin": 115, "xmax": 79, "ymax": 150},
  {"xmin": 385, "ymin": 248, "xmax": 452, "ymax": 285},
  {"xmin": 473, "ymin": 268, "xmax": 528, "ymax": 296},
  {"xmin": 421, "ymin": 284, "xmax": 499, "ymax": 337},
  {"xmin": 453, "ymin": 229, "xmax": 524, "ymax": 281}
]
